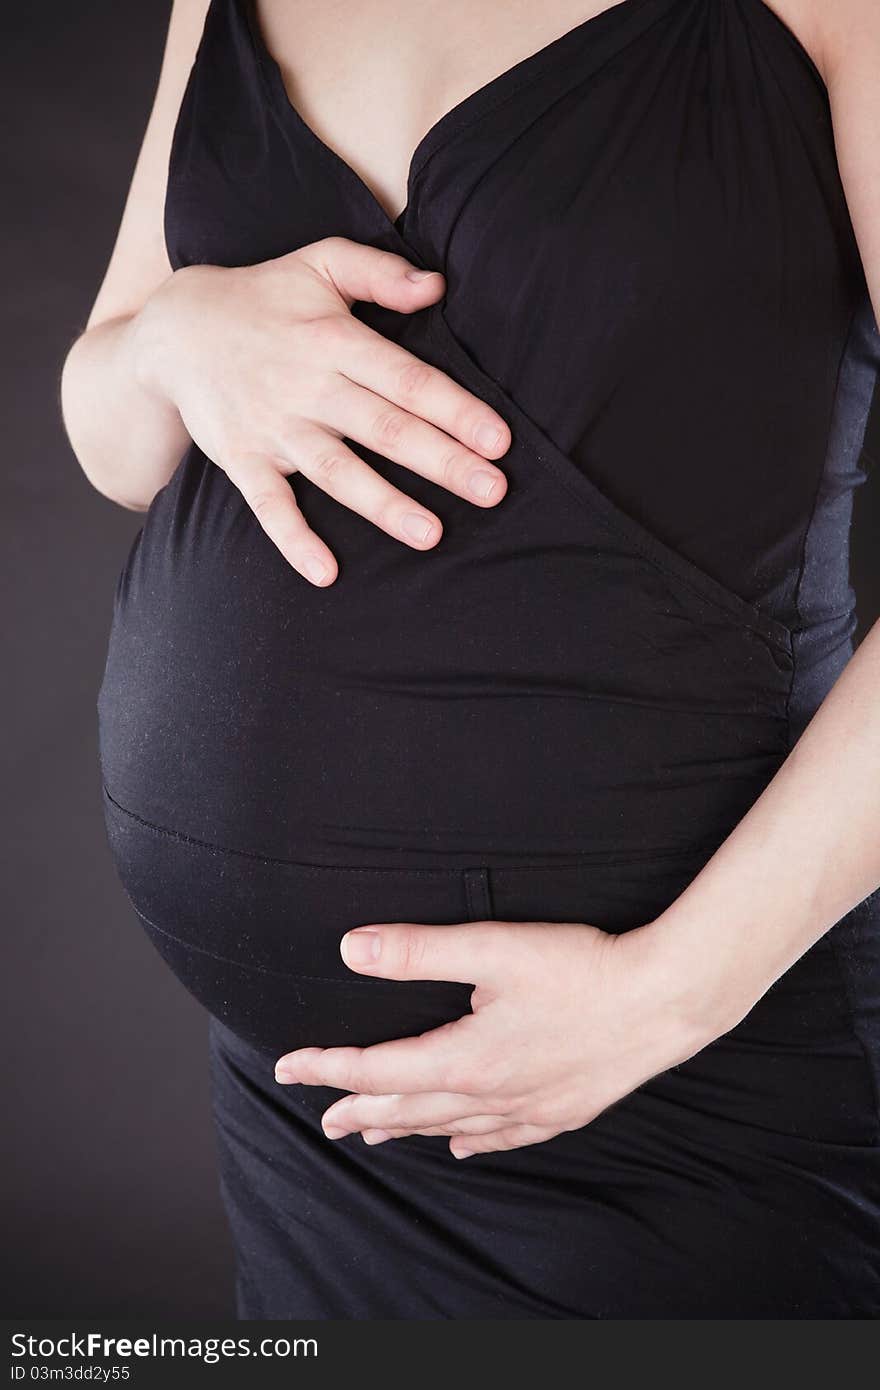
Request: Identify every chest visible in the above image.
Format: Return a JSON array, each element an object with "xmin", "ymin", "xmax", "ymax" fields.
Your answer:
[
  {"xmin": 168, "ymin": 0, "xmax": 854, "ymax": 369},
  {"xmin": 250, "ymin": 0, "xmax": 624, "ymax": 224}
]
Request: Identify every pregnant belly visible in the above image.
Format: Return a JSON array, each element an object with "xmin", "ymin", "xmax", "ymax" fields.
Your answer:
[
  {"xmin": 96, "ymin": 315, "xmax": 796, "ymax": 1049},
  {"xmin": 95, "ymin": 439, "xmax": 792, "ymax": 1053},
  {"xmin": 97, "ymin": 429, "xmax": 792, "ymax": 869}
]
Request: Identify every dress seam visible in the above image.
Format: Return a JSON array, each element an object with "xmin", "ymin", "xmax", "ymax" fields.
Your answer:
[
  {"xmin": 102, "ymin": 784, "xmax": 460, "ymax": 877},
  {"xmin": 102, "ymin": 783, "xmax": 723, "ymax": 872},
  {"xmin": 128, "ymin": 898, "xmax": 421, "ymax": 989},
  {"xmin": 783, "ymin": 301, "xmax": 860, "ymax": 749}
]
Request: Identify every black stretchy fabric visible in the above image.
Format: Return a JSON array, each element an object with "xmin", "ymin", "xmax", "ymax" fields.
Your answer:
[{"xmin": 96, "ymin": 0, "xmax": 880, "ymax": 1316}]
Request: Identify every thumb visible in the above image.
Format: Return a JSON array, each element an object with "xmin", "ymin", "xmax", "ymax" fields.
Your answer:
[
  {"xmin": 310, "ymin": 235, "xmax": 445, "ymax": 312},
  {"xmin": 340, "ymin": 920, "xmax": 506, "ymax": 984}
]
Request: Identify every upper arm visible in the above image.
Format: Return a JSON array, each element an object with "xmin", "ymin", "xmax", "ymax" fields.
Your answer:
[{"xmin": 85, "ymin": 0, "xmax": 211, "ymax": 331}]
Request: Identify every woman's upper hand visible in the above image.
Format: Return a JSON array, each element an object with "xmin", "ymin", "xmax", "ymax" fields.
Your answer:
[{"xmin": 129, "ymin": 236, "xmax": 511, "ymax": 584}]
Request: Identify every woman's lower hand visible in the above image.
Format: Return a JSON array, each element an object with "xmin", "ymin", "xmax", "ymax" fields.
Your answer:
[
  {"xmin": 273, "ymin": 915, "xmax": 755, "ymax": 1158},
  {"xmin": 129, "ymin": 236, "xmax": 510, "ymax": 585}
]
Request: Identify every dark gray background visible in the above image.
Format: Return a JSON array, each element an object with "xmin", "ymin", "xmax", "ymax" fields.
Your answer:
[
  {"xmin": 3, "ymin": 0, "xmax": 880, "ymax": 1319},
  {"xmin": 4, "ymin": 2, "xmax": 234, "ymax": 1318}
]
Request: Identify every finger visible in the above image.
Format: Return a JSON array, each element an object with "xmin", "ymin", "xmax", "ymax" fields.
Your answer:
[
  {"xmin": 337, "ymin": 322, "xmax": 511, "ymax": 461},
  {"xmin": 359, "ymin": 1114, "xmax": 508, "ymax": 1144},
  {"xmin": 321, "ymin": 1090, "xmax": 489, "ymax": 1138},
  {"xmin": 225, "ymin": 452, "xmax": 338, "ymax": 585},
  {"xmin": 304, "ymin": 235, "xmax": 447, "ymax": 314},
  {"xmin": 290, "ymin": 422, "xmax": 443, "ymax": 550},
  {"xmin": 326, "ymin": 378, "xmax": 507, "ymax": 507},
  {"xmin": 275, "ymin": 1016, "xmax": 479, "ymax": 1095},
  {"xmin": 339, "ymin": 919, "xmax": 509, "ymax": 984},
  {"xmin": 449, "ymin": 1124, "xmax": 558, "ymax": 1159}
]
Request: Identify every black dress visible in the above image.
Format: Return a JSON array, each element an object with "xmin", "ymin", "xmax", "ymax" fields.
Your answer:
[{"xmin": 96, "ymin": 0, "xmax": 880, "ymax": 1316}]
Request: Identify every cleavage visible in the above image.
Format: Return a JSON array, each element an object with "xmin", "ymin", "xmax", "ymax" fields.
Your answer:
[{"xmin": 249, "ymin": 0, "xmax": 630, "ymax": 226}]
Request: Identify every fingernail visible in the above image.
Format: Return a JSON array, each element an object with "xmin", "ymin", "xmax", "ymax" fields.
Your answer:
[
  {"xmin": 341, "ymin": 928, "xmax": 382, "ymax": 967},
  {"xmin": 468, "ymin": 469, "xmax": 500, "ymax": 500},
  {"xmin": 363, "ymin": 1129, "xmax": 392, "ymax": 1145},
  {"xmin": 303, "ymin": 554, "xmax": 329, "ymax": 584},
  {"xmin": 475, "ymin": 422, "xmax": 503, "ymax": 452},
  {"xmin": 401, "ymin": 513, "xmax": 435, "ymax": 544},
  {"xmin": 406, "ymin": 267, "xmax": 436, "ymax": 281},
  {"xmin": 274, "ymin": 1062, "xmax": 296, "ymax": 1083},
  {"xmin": 323, "ymin": 1124, "xmax": 347, "ymax": 1139},
  {"xmin": 453, "ymin": 1148, "xmax": 474, "ymax": 1160}
]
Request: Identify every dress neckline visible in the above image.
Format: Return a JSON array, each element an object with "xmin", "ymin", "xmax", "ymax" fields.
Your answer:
[{"xmin": 239, "ymin": 0, "xmax": 675, "ymax": 238}]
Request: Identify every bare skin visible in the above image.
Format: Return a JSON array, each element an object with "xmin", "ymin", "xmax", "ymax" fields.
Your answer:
[
  {"xmin": 251, "ymin": 0, "xmax": 648, "ymax": 225},
  {"xmin": 63, "ymin": 1, "xmax": 880, "ymax": 1157}
]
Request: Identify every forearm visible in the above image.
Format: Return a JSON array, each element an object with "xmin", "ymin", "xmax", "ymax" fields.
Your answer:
[
  {"xmin": 651, "ymin": 616, "xmax": 880, "ymax": 1037},
  {"xmin": 60, "ymin": 291, "xmax": 191, "ymax": 511}
]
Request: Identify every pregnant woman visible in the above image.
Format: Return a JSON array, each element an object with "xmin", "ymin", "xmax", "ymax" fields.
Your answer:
[{"xmin": 61, "ymin": 0, "xmax": 880, "ymax": 1317}]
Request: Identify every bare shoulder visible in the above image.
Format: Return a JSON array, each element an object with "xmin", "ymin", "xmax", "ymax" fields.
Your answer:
[
  {"xmin": 759, "ymin": 0, "xmax": 879, "ymax": 88},
  {"xmin": 767, "ymin": 0, "xmax": 880, "ymax": 325}
]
